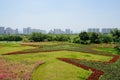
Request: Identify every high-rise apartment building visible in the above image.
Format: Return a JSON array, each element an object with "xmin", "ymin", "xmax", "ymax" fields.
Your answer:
[
  {"xmin": 5, "ymin": 27, "xmax": 19, "ymax": 34},
  {"xmin": 5, "ymin": 27, "xmax": 13, "ymax": 34},
  {"xmin": 0, "ymin": 27, "xmax": 5, "ymax": 34},
  {"xmin": 53, "ymin": 29, "xmax": 64, "ymax": 34},
  {"xmin": 87, "ymin": 28, "xmax": 100, "ymax": 33},
  {"xmin": 14, "ymin": 28, "xmax": 19, "ymax": 34},
  {"xmin": 101, "ymin": 28, "xmax": 114, "ymax": 34},
  {"xmin": 23, "ymin": 27, "xmax": 31, "ymax": 34},
  {"xmin": 31, "ymin": 29, "xmax": 46, "ymax": 34},
  {"xmin": 65, "ymin": 29, "xmax": 72, "ymax": 34},
  {"xmin": 49, "ymin": 29, "xmax": 73, "ymax": 34}
]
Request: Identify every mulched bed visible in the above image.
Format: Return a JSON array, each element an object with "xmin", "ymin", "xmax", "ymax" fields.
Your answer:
[
  {"xmin": 108, "ymin": 55, "xmax": 119, "ymax": 63},
  {"xmin": 3, "ymin": 50, "xmax": 72, "ymax": 55}
]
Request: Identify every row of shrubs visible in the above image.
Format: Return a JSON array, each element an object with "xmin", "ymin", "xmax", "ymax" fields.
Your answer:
[
  {"xmin": 28, "ymin": 32, "xmax": 70, "ymax": 42},
  {"xmin": 73, "ymin": 28, "xmax": 120, "ymax": 44},
  {"xmin": 73, "ymin": 32, "xmax": 113, "ymax": 44},
  {"xmin": 0, "ymin": 33, "xmax": 70, "ymax": 42},
  {"xmin": 0, "ymin": 35, "xmax": 22, "ymax": 42}
]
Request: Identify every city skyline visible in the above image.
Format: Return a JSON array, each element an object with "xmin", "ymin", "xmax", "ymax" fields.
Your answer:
[
  {"xmin": 0, "ymin": 26, "xmax": 117, "ymax": 34},
  {"xmin": 0, "ymin": 0, "xmax": 120, "ymax": 32},
  {"xmin": 0, "ymin": 26, "xmax": 74, "ymax": 34}
]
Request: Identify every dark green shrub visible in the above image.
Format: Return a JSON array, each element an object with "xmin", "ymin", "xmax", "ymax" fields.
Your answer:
[
  {"xmin": 89, "ymin": 32, "xmax": 100, "ymax": 44},
  {"xmin": 73, "ymin": 37, "xmax": 80, "ymax": 43},
  {"xmin": 29, "ymin": 32, "xmax": 45, "ymax": 42},
  {"xmin": 100, "ymin": 34, "xmax": 113, "ymax": 43},
  {"xmin": 55, "ymin": 35, "xmax": 70, "ymax": 41},
  {"xmin": 111, "ymin": 28, "xmax": 120, "ymax": 43},
  {"xmin": 0, "ymin": 35, "xmax": 4, "ymax": 41},
  {"xmin": 79, "ymin": 32, "xmax": 89, "ymax": 44},
  {"xmin": 1, "ymin": 35, "xmax": 23, "ymax": 42},
  {"xmin": 79, "ymin": 32, "xmax": 89, "ymax": 41}
]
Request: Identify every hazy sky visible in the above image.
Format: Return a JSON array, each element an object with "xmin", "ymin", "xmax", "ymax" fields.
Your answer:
[{"xmin": 0, "ymin": 0, "xmax": 120, "ymax": 32}]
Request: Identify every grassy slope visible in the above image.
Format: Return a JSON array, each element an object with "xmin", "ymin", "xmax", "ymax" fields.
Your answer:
[
  {"xmin": 0, "ymin": 42, "xmax": 118, "ymax": 80},
  {"xmin": 91, "ymin": 43, "xmax": 118, "ymax": 54},
  {"xmin": 31, "ymin": 51, "xmax": 112, "ymax": 80},
  {"xmin": 2, "ymin": 51, "xmax": 92, "ymax": 80},
  {"xmin": 1, "ymin": 50, "xmax": 112, "ymax": 80},
  {"xmin": 33, "ymin": 59, "xmax": 90, "ymax": 80},
  {"xmin": 59, "ymin": 51, "xmax": 113, "ymax": 62},
  {"xmin": 94, "ymin": 47, "xmax": 118, "ymax": 54},
  {"xmin": 0, "ymin": 42, "xmax": 35, "ymax": 54}
]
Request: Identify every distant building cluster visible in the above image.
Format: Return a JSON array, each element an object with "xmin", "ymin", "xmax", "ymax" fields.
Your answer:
[
  {"xmin": 87, "ymin": 28, "xmax": 115, "ymax": 33},
  {"xmin": 87, "ymin": 28, "xmax": 100, "ymax": 33},
  {"xmin": 23, "ymin": 27, "xmax": 46, "ymax": 34},
  {"xmin": 0, "ymin": 27, "xmax": 18, "ymax": 34},
  {"xmin": 0, "ymin": 26, "xmax": 116, "ymax": 34},
  {"xmin": 49, "ymin": 29, "xmax": 72, "ymax": 34},
  {"xmin": 101, "ymin": 28, "xmax": 115, "ymax": 34},
  {"xmin": 0, "ymin": 26, "xmax": 73, "ymax": 34}
]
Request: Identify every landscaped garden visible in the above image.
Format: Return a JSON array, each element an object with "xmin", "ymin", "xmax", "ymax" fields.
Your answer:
[{"xmin": 0, "ymin": 41, "xmax": 119, "ymax": 80}]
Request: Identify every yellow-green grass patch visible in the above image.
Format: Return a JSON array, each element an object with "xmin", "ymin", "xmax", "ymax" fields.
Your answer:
[
  {"xmin": 0, "ymin": 43, "xmax": 35, "ymax": 54},
  {"xmin": 60, "ymin": 51, "xmax": 113, "ymax": 62},
  {"xmin": 22, "ymin": 42, "xmax": 74, "ymax": 46},
  {"xmin": 32, "ymin": 59, "xmax": 91, "ymax": 80}
]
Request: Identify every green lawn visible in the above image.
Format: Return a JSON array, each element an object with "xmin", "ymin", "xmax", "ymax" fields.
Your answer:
[
  {"xmin": 94, "ymin": 47, "xmax": 118, "ymax": 54},
  {"xmin": 33, "ymin": 59, "xmax": 90, "ymax": 80},
  {"xmin": 31, "ymin": 51, "xmax": 112, "ymax": 80},
  {"xmin": 0, "ymin": 42, "xmax": 118, "ymax": 80},
  {"xmin": 59, "ymin": 51, "xmax": 113, "ymax": 62},
  {"xmin": 1, "ymin": 50, "xmax": 112, "ymax": 80},
  {"xmin": 0, "ymin": 42, "xmax": 35, "ymax": 54}
]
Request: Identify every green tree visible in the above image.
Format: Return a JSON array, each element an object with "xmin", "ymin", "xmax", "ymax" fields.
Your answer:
[
  {"xmin": 89, "ymin": 32, "xmax": 100, "ymax": 43},
  {"xmin": 0, "ymin": 35, "xmax": 4, "ymax": 41},
  {"xmin": 14, "ymin": 35, "xmax": 23, "ymax": 42},
  {"xmin": 29, "ymin": 32, "xmax": 45, "ymax": 42},
  {"xmin": 55, "ymin": 35, "xmax": 70, "ymax": 41},
  {"xmin": 100, "ymin": 34, "xmax": 113, "ymax": 43},
  {"xmin": 79, "ymin": 32, "xmax": 90, "ymax": 44},
  {"xmin": 2, "ymin": 35, "xmax": 22, "ymax": 42},
  {"xmin": 111, "ymin": 28, "xmax": 120, "ymax": 54},
  {"xmin": 43, "ymin": 35, "xmax": 54, "ymax": 41},
  {"xmin": 111, "ymin": 28, "xmax": 120, "ymax": 43},
  {"xmin": 73, "ymin": 37, "xmax": 80, "ymax": 43}
]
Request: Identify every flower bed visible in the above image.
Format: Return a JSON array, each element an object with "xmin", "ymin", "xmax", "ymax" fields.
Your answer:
[
  {"xmin": 57, "ymin": 55, "xmax": 119, "ymax": 80},
  {"xmin": 0, "ymin": 58, "xmax": 45, "ymax": 80},
  {"xmin": 57, "ymin": 58, "xmax": 104, "ymax": 80}
]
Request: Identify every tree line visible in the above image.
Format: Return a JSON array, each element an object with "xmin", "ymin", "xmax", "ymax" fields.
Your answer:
[
  {"xmin": 0, "ymin": 35, "xmax": 22, "ymax": 42},
  {"xmin": 29, "ymin": 32, "xmax": 70, "ymax": 42},
  {"xmin": 0, "ymin": 28, "xmax": 120, "ymax": 44},
  {"xmin": 73, "ymin": 28, "xmax": 120, "ymax": 44},
  {"xmin": 73, "ymin": 32, "xmax": 112, "ymax": 44}
]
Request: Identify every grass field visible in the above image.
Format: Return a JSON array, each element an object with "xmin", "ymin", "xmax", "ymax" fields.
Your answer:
[
  {"xmin": 0, "ymin": 42, "xmax": 119, "ymax": 80},
  {"xmin": 2, "ymin": 51, "xmax": 111, "ymax": 80},
  {"xmin": 0, "ymin": 42, "xmax": 35, "ymax": 54}
]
